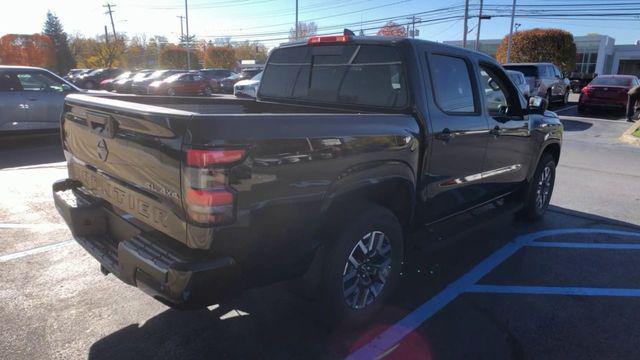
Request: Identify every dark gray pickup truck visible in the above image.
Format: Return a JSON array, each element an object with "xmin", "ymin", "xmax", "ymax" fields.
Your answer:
[{"xmin": 53, "ymin": 35, "xmax": 562, "ymax": 324}]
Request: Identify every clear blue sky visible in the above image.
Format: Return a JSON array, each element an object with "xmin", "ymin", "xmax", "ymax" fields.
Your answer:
[{"xmin": 0, "ymin": 0, "xmax": 638, "ymax": 48}]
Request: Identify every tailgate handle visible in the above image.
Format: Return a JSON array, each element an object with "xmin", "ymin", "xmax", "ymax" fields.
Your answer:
[{"xmin": 87, "ymin": 112, "xmax": 119, "ymax": 138}]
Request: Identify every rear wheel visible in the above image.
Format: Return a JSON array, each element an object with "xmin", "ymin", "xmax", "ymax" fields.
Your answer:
[
  {"xmin": 521, "ymin": 153, "xmax": 556, "ymax": 221},
  {"xmin": 321, "ymin": 204, "xmax": 403, "ymax": 326},
  {"xmin": 168, "ymin": 88, "xmax": 177, "ymax": 96},
  {"xmin": 562, "ymin": 89, "xmax": 569, "ymax": 105},
  {"xmin": 203, "ymin": 86, "xmax": 213, "ymax": 96},
  {"xmin": 84, "ymin": 81, "xmax": 95, "ymax": 90}
]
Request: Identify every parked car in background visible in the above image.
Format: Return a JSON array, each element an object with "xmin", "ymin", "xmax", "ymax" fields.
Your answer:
[
  {"xmin": 131, "ymin": 69, "xmax": 182, "ymax": 94},
  {"xmin": 233, "ymin": 71, "xmax": 262, "ymax": 98},
  {"xmin": 64, "ymin": 68, "xmax": 91, "ymax": 82},
  {"xmin": 113, "ymin": 70, "xmax": 153, "ymax": 93},
  {"xmin": 0, "ymin": 65, "xmax": 80, "ymax": 132},
  {"xmin": 100, "ymin": 71, "xmax": 132, "ymax": 91},
  {"xmin": 506, "ymin": 70, "xmax": 530, "ymax": 98},
  {"xmin": 503, "ymin": 63, "xmax": 570, "ymax": 104},
  {"xmin": 148, "ymin": 72, "xmax": 213, "ymax": 96},
  {"xmin": 578, "ymin": 74, "xmax": 640, "ymax": 113},
  {"xmin": 218, "ymin": 68, "xmax": 262, "ymax": 93},
  {"xmin": 569, "ymin": 72, "xmax": 596, "ymax": 93},
  {"xmin": 198, "ymin": 68, "xmax": 236, "ymax": 92},
  {"xmin": 74, "ymin": 68, "xmax": 123, "ymax": 89}
]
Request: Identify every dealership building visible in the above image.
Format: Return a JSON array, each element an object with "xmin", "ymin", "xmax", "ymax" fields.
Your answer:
[{"xmin": 444, "ymin": 34, "xmax": 640, "ymax": 76}]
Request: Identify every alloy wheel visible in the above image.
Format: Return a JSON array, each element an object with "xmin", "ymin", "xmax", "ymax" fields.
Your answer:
[
  {"xmin": 342, "ymin": 231, "xmax": 393, "ymax": 310},
  {"xmin": 536, "ymin": 165, "xmax": 552, "ymax": 209}
]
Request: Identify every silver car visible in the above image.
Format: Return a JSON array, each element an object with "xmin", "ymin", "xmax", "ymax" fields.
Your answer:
[
  {"xmin": 0, "ymin": 66, "xmax": 80, "ymax": 132},
  {"xmin": 503, "ymin": 63, "xmax": 571, "ymax": 104},
  {"xmin": 506, "ymin": 70, "xmax": 531, "ymax": 98}
]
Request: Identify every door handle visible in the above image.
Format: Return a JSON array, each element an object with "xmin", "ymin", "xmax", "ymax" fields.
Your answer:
[
  {"xmin": 27, "ymin": 98, "xmax": 39, "ymax": 101},
  {"xmin": 489, "ymin": 126, "xmax": 502, "ymax": 136},
  {"xmin": 435, "ymin": 128, "xmax": 454, "ymax": 142}
]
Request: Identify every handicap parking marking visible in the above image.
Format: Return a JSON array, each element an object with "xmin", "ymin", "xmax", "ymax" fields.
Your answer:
[
  {"xmin": 467, "ymin": 284, "xmax": 640, "ymax": 297},
  {"xmin": 347, "ymin": 227, "xmax": 640, "ymax": 360}
]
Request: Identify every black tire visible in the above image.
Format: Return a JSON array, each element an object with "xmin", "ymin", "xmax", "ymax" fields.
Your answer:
[
  {"xmin": 203, "ymin": 86, "xmax": 213, "ymax": 96},
  {"xmin": 168, "ymin": 88, "xmax": 177, "ymax": 96},
  {"xmin": 321, "ymin": 204, "xmax": 404, "ymax": 327},
  {"xmin": 84, "ymin": 81, "xmax": 95, "ymax": 90},
  {"xmin": 563, "ymin": 89, "xmax": 569, "ymax": 105},
  {"xmin": 521, "ymin": 153, "xmax": 556, "ymax": 221},
  {"xmin": 546, "ymin": 89, "xmax": 553, "ymax": 105}
]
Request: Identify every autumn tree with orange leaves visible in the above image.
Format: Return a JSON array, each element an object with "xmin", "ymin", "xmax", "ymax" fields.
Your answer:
[
  {"xmin": 0, "ymin": 34, "xmax": 56, "ymax": 69},
  {"xmin": 377, "ymin": 21, "xmax": 407, "ymax": 37}
]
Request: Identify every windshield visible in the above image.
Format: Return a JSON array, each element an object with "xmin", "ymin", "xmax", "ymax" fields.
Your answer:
[
  {"xmin": 504, "ymin": 65, "xmax": 538, "ymax": 77},
  {"xmin": 165, "ymin": 73, "xmax": 184, "ymax": 82},
  {"xmin": 590, "ymin": 76, "xmax": 633, "ymax": 87},
  {"xmin": 132, "ymin": 71, "xmax": 151, "ymax": 80},
  {"xmin": 251, "ymin": 72, "xmax": 262, "ymax": 81},
  {"xmin": 506, "ymin": 71, "xmax": 524, "ymax": 84},
  {"xmin": 115, "ymin": 71, "xmax": 132, "ymax": 80},
  {"xmin": 260, "ymin": 44, "xmax": 408, "ymax": 109}
]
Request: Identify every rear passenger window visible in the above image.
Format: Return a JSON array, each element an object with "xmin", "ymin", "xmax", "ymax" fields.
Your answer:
[{"xmin": 429, "ymin": 54, "xmax": 476, "ymax": 113}]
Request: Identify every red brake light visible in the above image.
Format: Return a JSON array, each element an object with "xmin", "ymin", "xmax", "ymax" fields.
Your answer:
[
  {"xmin": 186, "ymin": 188, "xmax": 234, "ymax": 207},
  {"xmin": 581, "ymin": 86, "xmax": 590, "ymax": 95},
  {"xmin": 183, "ymin": 147, "xmax": 248, "ymax": 226},
  {"xmin": 307, "ymin": 35, "xmax": 350, "ymax": 44},
  {"xmin": 187, "ymin": 148, "xmax": 246, "ymax": 167}
]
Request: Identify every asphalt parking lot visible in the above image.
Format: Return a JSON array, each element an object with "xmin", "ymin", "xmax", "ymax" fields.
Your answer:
[{"xmin": 1, "ymin": 96, "xmax": 640, "ymax": 360}]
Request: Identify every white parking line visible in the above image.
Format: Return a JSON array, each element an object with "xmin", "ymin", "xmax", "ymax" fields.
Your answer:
[
  {"xmin": 347, "ymin": 228, "xmax": 640, "ymax": 360},
  {"xmin": 0, "ymin": 223, "xmax": 68, "ymax": 230},
  {"xmin": 0, "ymin": 240, "xmax": 75, "ymax": 262},
  {"xmin": 554, "ymin": 105, "xmax": 577, "ymax": 113},
  {"xmin": 0, "ymin": 161, "xmax": 67, "ymax": 171}
]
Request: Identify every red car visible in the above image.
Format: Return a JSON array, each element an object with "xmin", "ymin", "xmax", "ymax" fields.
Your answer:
[
  {"xmin": 148, "ymin": 72, "xmax": 213, "ymax": 96},
  {"xmin": 578, "ymin": 75, "xmax": 640, "ymax": 113}
]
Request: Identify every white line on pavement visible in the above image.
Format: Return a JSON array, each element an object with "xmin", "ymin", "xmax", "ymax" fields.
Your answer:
[
  {"xmin": 0, "ymin": 240, "xmax": 75, "ymax": 262},
  {"xmin": 0, "ymin": 161, "xmax": 67, "ymax": 171},
  {"xmin": 559, "ymin": 114, "xmax": 627, "ymax": 124},
  {"xmin": 554, "ymin": 105, "xmax": 577, "ymax": 113},
  {"xmin": 0, "ymin": 223, "xmax": 68, "ymax": 230}
]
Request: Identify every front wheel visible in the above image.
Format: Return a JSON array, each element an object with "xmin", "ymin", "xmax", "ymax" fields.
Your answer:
[
  {"xmin": 203, "ymin": 86, "xmax": 213, "ymax": 96},
  {"xmin": 321, "ymin": 205, "xmax": 403, "ymax": 326},
  {"xmin": 167, "ymin": 88, "xmax": 177, "ymax": 96},
  {"xmin": 563, "ymin": 89, "xmax": 569, "ymax": 105},
  {"xmin": 521, "ymin": 154, "xmax": 556, "ymax": 221}
]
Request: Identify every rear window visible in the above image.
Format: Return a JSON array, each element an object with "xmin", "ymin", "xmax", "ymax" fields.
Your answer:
[
  {"xmin": 504, "ymin": 65, "xmax": 538, "ymax": 77},
  {"xmin": 259, "ymin": 44, "xmax": 408, "ymax": 109},
  {"xmin": 590, "ymin": 76, "xmax": 633, "ymax": 87}
]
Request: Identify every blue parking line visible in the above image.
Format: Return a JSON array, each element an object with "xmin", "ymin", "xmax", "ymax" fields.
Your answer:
[
  {"xmin": 528, "ymin": 242, "xmax": 640, "ymax": 250},
  {"xmin": 346, "ymin": 227, "xmax": 640, "ymax": 360},
  {"xmin": 467, "ymin": 284, "xmax": 640, "ymax": 297}
]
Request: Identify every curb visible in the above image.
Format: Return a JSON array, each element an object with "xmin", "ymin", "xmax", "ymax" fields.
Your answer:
[{"xmin": 619, "ymin": 120, "xmax": 640, "ymax": 146}]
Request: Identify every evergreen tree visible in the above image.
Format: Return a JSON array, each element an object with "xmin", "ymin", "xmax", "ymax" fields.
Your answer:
[{"xmin": 43, "ymin": 11, "xmax": 76, "ymax": 74}]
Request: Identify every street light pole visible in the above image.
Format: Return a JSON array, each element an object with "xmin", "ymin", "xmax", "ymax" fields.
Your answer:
[
  {"xmin": 185, "ymin": 0, "xmax": 191, "ymax": 70},
  {"xmin": 506, "ymin": 0, "xmax": 517, "ymax": 63}
]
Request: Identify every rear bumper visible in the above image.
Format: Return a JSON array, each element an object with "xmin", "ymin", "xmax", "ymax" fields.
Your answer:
[{"xmin": 53, "ymin": 178, "xmax": 240, "ymax": 308}]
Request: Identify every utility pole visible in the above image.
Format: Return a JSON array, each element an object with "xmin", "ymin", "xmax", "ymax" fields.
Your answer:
[
  {"xmin": 177, "ymin": 15, "xmax": 185, "ymax": 42},
  {"xmin": 103, "ymin": 3, "xmax": 117, "ymax": 41},
  {"xmin": 475, "ymin": 0, "xmax": 484, "ymax": 51},
  {"xmin": 405, "ymin": 16, "xmax": 421, "ymax": 38},
  {"xmin": 295, "ymin": 0, "xmax": 299, "ymax": 40},
  {"xmin": 506, "ymin": 0, "xmax": 517, "ymax": 63},
  {"xmin": 185, "ymin": 0, "xmax": 191, "ymax": 70},
  {"xmin": 104, "ymin": 25, "xmax": 110, "ymax": 45},
  {"xmin": 462, "ymin": 0, "xmax": 469, "ymax": 48}
]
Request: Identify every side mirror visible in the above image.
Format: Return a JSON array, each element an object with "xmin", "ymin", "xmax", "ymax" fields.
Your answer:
[{"xmin": 528, "ymin": 96, "xmax": 548, "ymax": 113}]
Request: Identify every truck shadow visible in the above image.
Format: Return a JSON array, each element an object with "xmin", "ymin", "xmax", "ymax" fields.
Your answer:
[
  {"xmin": 0, "ymin": 132, "xmax": 64, "ymax": 168},
  {"xmin": 560, "ymin": 119, "xmax": 593, "ymax": 132},
  {"xmin": 87, "ymin": 205, "xmax": 640, "ymax": 360}
]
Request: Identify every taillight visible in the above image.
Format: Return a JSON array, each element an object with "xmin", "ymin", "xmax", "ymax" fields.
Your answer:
[
  {"xmin": 307, "ymin": 35, "xmax": 350, "ymax": 44},
  {"xmin": 183, "ymin": 148, "xmax": 247, "ymax": 226},
  {"xmin": 581, "ymin": 86, "xmax": 590, "ymax": 96}
]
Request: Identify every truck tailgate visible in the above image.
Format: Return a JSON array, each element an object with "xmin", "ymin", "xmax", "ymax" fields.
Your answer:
[{"xmin": 61, "ymin": 94, "xmax": 191, "ymax": 244}]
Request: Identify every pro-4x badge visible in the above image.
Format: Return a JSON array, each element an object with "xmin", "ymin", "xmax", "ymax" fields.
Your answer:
[{"xmin": 97, "ymin": 139, "xmax": 108, "ymax": 161}]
